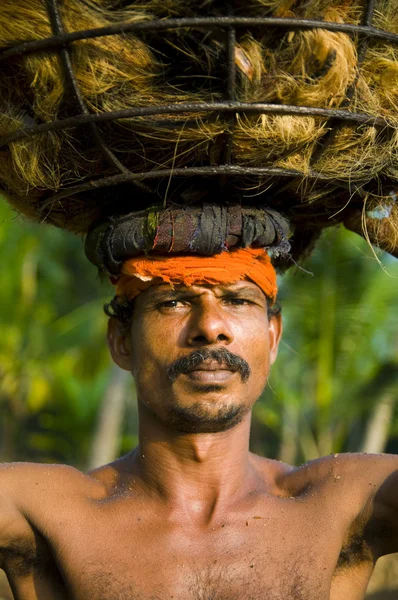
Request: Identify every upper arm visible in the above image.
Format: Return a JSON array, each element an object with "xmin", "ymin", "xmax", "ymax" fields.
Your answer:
[
  {"xmin": 0, "ymin": 463, "xmax": 35, "ymax": 567},
  {"xmin": 0, "ymin": 462, "xmax": 103, "ymax": 573},
  {"xmin": 358, "ymin": 454, "xmax": 398, "ymax": 557}
]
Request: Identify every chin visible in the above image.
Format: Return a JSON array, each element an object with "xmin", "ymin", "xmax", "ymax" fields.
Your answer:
[{"xmin": 166, "ymin": 400, "xmax": 249, "ymax": 434}]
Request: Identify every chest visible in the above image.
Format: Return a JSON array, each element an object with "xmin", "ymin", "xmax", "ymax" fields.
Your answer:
[
  {"xmin": 71, "ymin": 564, "xmax": 325, "ymax": 600},
  {"xmin": 61, "ymin": 546, "xmax": 328, "ymax": 600},
  {"xmin": 45, "ymin": 501, "xmax": 341, "ymax": 600}
]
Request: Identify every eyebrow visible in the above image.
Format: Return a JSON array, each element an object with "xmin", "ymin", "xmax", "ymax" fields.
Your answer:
[
  {"xmin": 149, "ymin": 289, "xmax": 198, "ymax": 303},
  {"xmin": 221, "ymin": 288, "xmax": 264, "ymax": 300},
  {"xmin": 150, "ymin": 285, "xmax": 264, "ymax": 302}
]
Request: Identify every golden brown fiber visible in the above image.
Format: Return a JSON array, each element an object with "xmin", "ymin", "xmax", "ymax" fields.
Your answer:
[{"xmin": 0, "ymin": 0, "xmax": 398, "ymax": 260}]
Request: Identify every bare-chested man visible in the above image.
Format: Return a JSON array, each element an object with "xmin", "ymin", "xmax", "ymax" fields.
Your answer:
[{"xmin": 1, "ymin": 270, "xmax": 398, "ymax": 599}]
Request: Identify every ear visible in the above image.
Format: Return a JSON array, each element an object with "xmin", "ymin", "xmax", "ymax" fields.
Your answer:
[
  {"xmin": 106, "ymin": 318, "xmax": 133, "ymax": 372},
  {"xmin": 268, "ymin": 312, "xmax": 282, "ymax": 366}
]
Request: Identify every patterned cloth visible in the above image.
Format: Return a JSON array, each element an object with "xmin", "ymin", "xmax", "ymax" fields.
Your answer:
[{"xmin": 85, "ymin": 204, "xmax": 290, "ymax": 276}]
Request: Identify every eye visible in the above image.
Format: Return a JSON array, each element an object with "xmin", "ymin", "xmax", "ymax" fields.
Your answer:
[
  {"xmin": 158, "ymin": 299, "xmax": 184, "ymax": 309},
  {"xmin": 226, "ymin": 297, "xmax": 253, "ymax": 306},
  {"xmin": 159, "ymin": 300, "xmax": 177, "ymax": 308}
]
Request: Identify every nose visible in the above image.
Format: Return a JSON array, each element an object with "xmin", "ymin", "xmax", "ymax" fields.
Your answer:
[{"xmin": 186, "ymin": 299, "xmax": 234, "ymax": 347}]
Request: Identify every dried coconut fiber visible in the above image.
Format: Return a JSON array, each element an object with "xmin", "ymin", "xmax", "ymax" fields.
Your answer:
[{"xmin": 0, "ymin": 0, "xmax": 398, "ymax": 264}]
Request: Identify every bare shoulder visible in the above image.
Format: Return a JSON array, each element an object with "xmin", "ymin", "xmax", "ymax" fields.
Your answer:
[
  {"xmin": 277, "ymin": 453, "xmax": 398, "ymax": 551},
  {"xmin": 0, "ymin": 461, "xmax": 104, "ymax": 562},
  {"xmin": 279, "ymin": 452, "xmax": 398, "ymax": 489},
  {"xmin": 0, "ymin": 461, "xmax": 104, "ymax": 501}
]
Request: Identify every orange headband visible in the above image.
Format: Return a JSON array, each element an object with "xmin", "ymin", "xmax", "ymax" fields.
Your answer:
[{"xmin": 114, "ymin": 248, "xmax": 278, "ymax": 303}]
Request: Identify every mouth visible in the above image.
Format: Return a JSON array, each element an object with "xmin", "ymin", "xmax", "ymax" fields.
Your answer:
[
  {"xmin": 167, "ymin": 350, "xmax": 250, "ymax": 384},
  {"xmin": 183, "ymin": 361, "xmax": 237, "ymax": 383}
]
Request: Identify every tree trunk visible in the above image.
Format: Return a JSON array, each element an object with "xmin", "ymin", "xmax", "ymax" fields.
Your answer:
[
  {"xmin": 87, "ymin": 365, "xmax": 130, "ymax": 469},
  {"xmin": 278, "ymin": 403, "xmax": 298, "ymax": 465},
  {"xmin": 361, "ymin": 392, "xmax": 396, "ymax": 454}
]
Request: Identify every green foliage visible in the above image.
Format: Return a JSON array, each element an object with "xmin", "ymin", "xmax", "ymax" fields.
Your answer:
[
  {"xmin": 252, "ymin": 227, "xmax": 398, "ymax": 462},
  {"xmin": 1, "ymin": 197, "xmax": 397, "ymax": 467},
  {"xmin": 0, "ymin": 199, "xmax": 112, "ymax": 465}
]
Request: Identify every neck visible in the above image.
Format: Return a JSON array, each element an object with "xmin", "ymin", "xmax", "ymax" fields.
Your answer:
[{"xmin": 130, "ymin": 404, "xmax": 258, "ymax": 524}]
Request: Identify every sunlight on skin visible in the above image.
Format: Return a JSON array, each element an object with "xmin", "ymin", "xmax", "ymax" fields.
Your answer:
[{"xmin": 106, "ymin": 280, "xmax": 282, "ymax": 509}]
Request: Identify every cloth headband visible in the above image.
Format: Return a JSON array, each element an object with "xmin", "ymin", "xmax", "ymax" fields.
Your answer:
[{"xmin": 114, "ymin": 247, "xmax": 278, "ymax": 304}]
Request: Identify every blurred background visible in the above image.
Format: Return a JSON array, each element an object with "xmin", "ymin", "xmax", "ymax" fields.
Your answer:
[{"xmin": 0, "ymin": 196, "xmax": 397, "ymax": 597}]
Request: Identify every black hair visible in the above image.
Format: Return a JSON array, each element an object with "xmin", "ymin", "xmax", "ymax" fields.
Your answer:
[{"xmin": 104, "ymin": 295, "xmax": 137, "ymax": 325}]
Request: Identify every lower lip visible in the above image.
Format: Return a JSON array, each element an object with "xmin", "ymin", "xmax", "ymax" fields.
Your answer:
[{"xmin": 184, "ymin": 370, "xmax": 236, "ymax": 382}]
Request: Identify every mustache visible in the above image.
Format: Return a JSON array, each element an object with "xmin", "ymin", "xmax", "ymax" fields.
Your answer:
[{"xmin": 167, "ymin": 348, "xmax": 251, "ymax": 383}]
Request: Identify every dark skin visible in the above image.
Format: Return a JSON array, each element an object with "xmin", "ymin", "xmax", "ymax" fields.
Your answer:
[{"xmin": 1, "ymin": 280, "xmax": 398, "ymax": 600}]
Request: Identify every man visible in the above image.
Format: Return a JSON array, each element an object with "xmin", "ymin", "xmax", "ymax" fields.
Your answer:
[
  {"xmin": 1, "ymin": 217, "xmax": 398, "ymax": 600},
  {"xmin": 0, "ymin": 198, "xmax": 398, "ymax": 600}
]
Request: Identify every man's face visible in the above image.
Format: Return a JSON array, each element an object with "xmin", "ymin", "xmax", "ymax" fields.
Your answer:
[{"xmin": 108, "ymin": 281, "xmax": 282, "ymax": 433}]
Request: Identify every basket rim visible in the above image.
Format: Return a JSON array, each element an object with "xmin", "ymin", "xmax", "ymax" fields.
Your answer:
[{"xmin": 2, "ymin": 15, "xmax": 398, "ymax": 61}]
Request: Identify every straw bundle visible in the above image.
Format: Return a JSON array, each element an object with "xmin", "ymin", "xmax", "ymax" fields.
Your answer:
[{"xmin": 1, "ymin": 0, "xmax": 397, "ymax": 261}]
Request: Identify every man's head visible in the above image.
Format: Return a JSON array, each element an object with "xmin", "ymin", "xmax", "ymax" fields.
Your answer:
[
  {"xmin": 106, "ymin": 276, "xmax": 282, "ymax": 434},
  {"xmin": 87, "ymin": 205, "xmax": 289, "ymax": 435}
]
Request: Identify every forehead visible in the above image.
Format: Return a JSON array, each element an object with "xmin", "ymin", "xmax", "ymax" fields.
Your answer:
[{"xmin": 139, "ymin": 280, "xmax": 266, "ymax": 302}]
